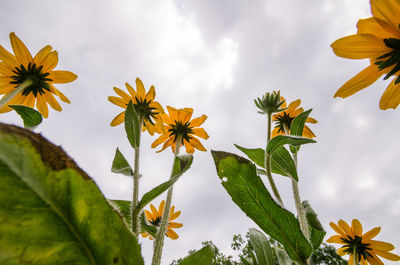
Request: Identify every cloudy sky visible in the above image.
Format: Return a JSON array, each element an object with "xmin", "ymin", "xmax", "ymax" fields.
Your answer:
[{"xmin": 1, "ymin": 0, "xmax": 400, "ymax": 264}]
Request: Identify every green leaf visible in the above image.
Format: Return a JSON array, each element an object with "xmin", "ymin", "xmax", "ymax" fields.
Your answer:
[
  {"xmin": 111, "ymin": 148, "xmax": 133, "ymax": 176},
  {"xmin": 266, "ymin": 135, "xmax": 316, "ymax": 154},
  {"xmin": 140, "ymin": 211, "xmax": 157, "ymax": 238},
  {"xmin": 125, "ymin": 100, "xmax": 141, "ymax": 149},
  {"xmin": 0, "ymin": 123, "xmax": 143, "ymax": 265},
  {"xmin": 275, "ymin": 246, "xmax": 293, "ymax": 265},
  {"xmin": 302, "ymin": 201, "xmax": 326, "ymax": 250},
  {"xmin": 249, "ymin": 228, "xmax": 275, "ymax": 265},
  {"xmin": 290, "ymin": 109, "xmax": 312, "ymax": 153},
  {"xmin": 211, "ymin": 150, "xmax": 312, "ymax": 263},
  {"xmin": 240, "ymin": 256, "xmax": 253, "ymax": 265},
  {"xmin": 110, "ymin": 199, "xmax": 132, "ymax": 227},
  {"xmin": 178, "ymin": 244, "xmax": 216, "ymax": 265},
  {"xmin": 9, "ymin": 105, "xmax": 42, "ymax": 129},
  {"xmin": 234, "ymin": 144, "xmax": 298, "ymax": 181},
  {"xmin": 133, "ymin": 155, "xmax": 193, "ymax": 216}
]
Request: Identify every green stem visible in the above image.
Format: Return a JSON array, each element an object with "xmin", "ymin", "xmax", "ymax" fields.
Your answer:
[
  {"xmin": 131, "ymin": 116, "xmax": 143, "ymax": 235},
  {"xmin": 353, "ymin": 247, "xmax": 359, "ymax": 265},
  {"xmin": 0, "ymin": 78, "xmax": 33, "ymax": 110},
  {"xmin": 265, "ymin": 112, "xmax": 284, "ymax": 206},
  {"xmin": 292, "ymin": 153, "xmax": 309, "ymax": 240},
  {"xmin": 151, "ymin": 136, "xmax": 182, "ymax": 265}
]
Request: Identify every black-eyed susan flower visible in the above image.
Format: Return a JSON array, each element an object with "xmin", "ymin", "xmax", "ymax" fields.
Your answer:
[
  {"xmin": 108, "ymin": 78, "xmax": 165, "ymax": 135},
  {"xmin": 327, "ymin": 219, "xmax": 400, "ymax": 265},
  {"xmin": 151, "ymin": 106, "xmax": 209, "ymax": 153},
  {"xmin": 272, "ymin": 98, "xmax": 317, "ymax": 138},
  {"xmin": 331, "ymin": 0, "xmax": 400, "ymax": 109},
  {"xmin": 141, "ymin": 200, "xmax": 182, "ymax": 240},
  {"xmin": 0, "ymin": 32, "xmax": 77, "ymax": 118},
  {"xmin": 255, "ymin": 90, "xmax": 286, "ymax": 115}
]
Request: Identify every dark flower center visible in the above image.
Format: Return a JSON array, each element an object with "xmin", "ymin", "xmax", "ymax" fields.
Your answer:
[
  {"xmin": 133, "ymin": 97, "xmax": 158, "ymax": 125},
  {"xmin": 10, "ymin": 63, "xmax": 53, "ymax": 97},
  {"xmin": 274, "ymin": 112, "xmax": 294, "ymax": 134},
  {"xmin": 341, "ymin": 235, "xmax": 372, "ymax": 261},
  {"xmin": 375, "ymin": 36, "xmax": 400, "ymax": 84},
  {"xmin": 168, "ymin": 121, "xmax": 193, "ymax": 143},
  {"xmin": 149, "ymin": 216, "xmax": 162, "ymax": 227}
]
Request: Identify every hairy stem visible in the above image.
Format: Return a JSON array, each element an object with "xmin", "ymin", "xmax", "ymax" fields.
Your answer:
[
  {"xmin": 292, "ymin": 153, "xmax": 309, "ymax": 239},
  {"xmin": 131, "ymin": 116, "xmax": 143, "ymax": 235},
  {"xmin": 151, "ymin": 136, "xmax": 182, "ymax": 265}
]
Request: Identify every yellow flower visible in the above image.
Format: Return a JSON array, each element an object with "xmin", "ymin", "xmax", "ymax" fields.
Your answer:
[
  {"xmin": 272, "ymin": 98, "xmax": 317, "ymax": 138},
  {"xmin": 0, "ymin": 32, "xmax": 77, "ymax": 118},
  {"xmin": 151, "ymin": 106, "xmax": 209, "ymax": 153},
  {"xmin": 108, "ymin": 78, "xmax": 165, "ymax": 135},
  {"xmin": 327, "ymin": 219, "xmax": 400, "ymax": 265},
  {"xmin": 141, "ymin": 200, "xmax": 182, "ymax": 240},
  {"xmin": 331, "ymin": 0, "xmax": 400, "ymax": 109}
]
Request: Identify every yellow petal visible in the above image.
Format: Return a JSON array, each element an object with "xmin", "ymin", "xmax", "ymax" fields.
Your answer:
[
  {"xmin": 48, "ymin": 70, "xmax": 77, "ymax": 84},
  {"xmin": 144, "ymin": 210, "xmax": 153, "ymax": 221},
  {"xmin": 190, "ymin": 114, "xmax": 207, "ymax": 127},
  {"xmin": 303, "ymin": 126, "xmax": 316, "ymax": 138},
  {"xmin": 188, "ymin": 137, "xmax": 207, "ymax": 152},
  {"xmin": 151, "ymin": 134, "xmax": 169, "ymax": 149},
  {"xmin": 108, "ymin": 96, "xmax": 128, "ymax": 108},
  {"xmin": 306, "ymin": 117, "xmax": 318, "ymax": 123},
  {"xmin": 181, "ymin": 108, "xmax": 193, "ymax": 123},
  {"xmin": 167, "ymin": 106, "xmax": 178, "ymax": 121},
  {"xmin": 352, "ymin": 219, "xmax": 363, "ymax": 236},
  {"xmin": 334, "ymin": 64, "xmax": 383, "ymax": 98},
  {"xmin": 33, "ymin": 45, "xmax": 53, "ymax": 66},
  {"xmin": 331, "ymin": 34, "xmax": 390, "ymax": 59},
  {"xmin": 326, "ymin": 235, "xmax": 345, "ymax": 244},
  {"xmin": 330, "ymin": 221, "xmax": 346, "ymax": 236},
  {"xmin": 379, "ymin": 78, "xmax": 400, "ymax": 109},
  {"xmin": 9, "ymin": 32, "xmax": 32, "ymax": 66},
  {"xmin": 338, "ymin": 219, "xmax": 353, "ymax": 237},
  {"xmin": 0, "ymin": 44, "xmax": 18, "ymax": 68},
  {"xmin": 368, "ymin": 253, "xmax": 385, "ymax": 265},
  {"xmin": 125, "ymin": 82, "xmax": 138, "ymax": 99},
  {"xmin": 370, "ymin": 0, "xmax": 400, "ymax": 37},
  {"xmin": 45, "ymin": 92, "xmax": 62, "ymax": 111},
  {"xmin": 357, "ymin": 17, "xmax": 395, "ymax": 39},
  {"xmin": 288, "ymin": 99, "xmax": 301, "ymax": 110},
  {"xmin": 113, "ymin": 87, "xmax": 131, "ymax": 101},
  {"xmin": 36, "ymin": 95, "xmax": 49, "ymax": 118},
  {"xmin": 166, "ymin": 228, "xmax": 179, "ymax": 239},
  {"xmin": 169, "ymin": 222, "xmax": 183, "ymax": 228},
  {"xmin": 158, "ymin": 200, "xmax": 165, "ymax": 215},
  {"xmin": 49, "ymin": 85, "xmax": 70, "ymax": 103},
  {"xmin": 374, "ymin": 250, "xmax": 400, "ymax": 261},
  {"xmin": 150, "ymin": 204, "xmax": 159, "ymax": 218},
  {"xmin": 0, "ymin": 62, "xmax": 13, "ymax": 76},
  {"xmin": 183, "ymin": 139, "xmax": 195, "ymax": 154},
  {"xmin": 271, "ymin": 127, "xmax": 284, "ymax": 138},
  {"xmin": 110, "ymin": 111, "xmax": 125, "ymax": 127},
  {"xmin": 41, "ymin": 51, "xmax": 58, "ymax": 73},
  {"xmin": 348, "ymin": 254, "xmax": 354, "ymax": 265},
  {"xmin": 362, "ymin": 227, "xmax": 381, "ymax": 241},
  {"xmin": 135, "ymin": 78, "xmax": 146, "ymax": 99},
  {"xmin": 360, "ymin": 256, "xmax": 368, "ymax": 265},
  {"xmin": 369, "ymin": 240, "xmax": 395, "ymax": 251},
  {"xmin": 336, "ymin": 247, "xmax": 347, "ymax": 256},
  {"xmin": 192, "ymin": 128, "xmax": 209, "ymax": 139},
  {"xmin": 146, "ymin": 85, "xmax": 156, "ymax": 101}
]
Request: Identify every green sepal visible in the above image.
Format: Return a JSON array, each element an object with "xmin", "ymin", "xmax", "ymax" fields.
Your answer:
[
  {"xmin": 0, "ymin": 123, "xmax": 143, "ymax": 265},
  {"xmin": 211, "ymin": 150, "xmax": 312, "ymax": 263},
  {"xmin": 302, "ymin": 200, "xmax": 326, "ymax": 250},
  {"xmin": 249, "ymin": 228, "xmax": 275, "ymax": 265},
  {"xmin": 125, "ymin": 100, "xmax": 141, "ymax": 149},
  {"xmin": 111, "ymin": 148, "xmax": 134, "ymax": 176},
  {"xmin": 290, "ymin": 109, "xmax": 313, "ymax": 153},
  {"xmin": 132, "ymin": 155, "xmax": 193, "ymax": 217},
  {"xmin": 9, "ymin": 105, "xmax": 42, "ymax": 129},
  {"xmin": 178, "ymin": 244, "xmax": 216, "ymax": 265},
  {"xmin": 267, "ymin": 135, "xmax": 315, "ymax": 154},
  {"xmin": 140, "ymin": 211, "xmax": 157, "ymax": 238},
  {"xmin": 234, "ymin": 144, "xmax": 298, "ymax": 181}
]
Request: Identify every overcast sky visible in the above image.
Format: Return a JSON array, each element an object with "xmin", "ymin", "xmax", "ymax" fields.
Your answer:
[{"xmin": 1, "ymin": 0, "xmax": 400, "ymax": 264}]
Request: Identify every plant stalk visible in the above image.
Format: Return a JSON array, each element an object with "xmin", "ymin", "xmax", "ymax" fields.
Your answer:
[
  {"xmin": 0, "ymin": 79, "xmax": 33, "ymax": 110},
  {"xmin": 131, "ymin": 116, "xmax": 144, "ymax": 235},
  {"xmin": 265, "ymin": 112, "xmax": 284, "ymax": 206},
  {"xmin": 151, "ymin": 136, "xmax": 182, "ymax": 265}
]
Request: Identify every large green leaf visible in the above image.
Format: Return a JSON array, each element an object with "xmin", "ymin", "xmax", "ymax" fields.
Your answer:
[
  {"xmin": 249, "ymin": 228, "xmax": 275, "ymax": 265},
  {"xmin": 234, "ymin": 144, "xmax": 298, "ymax": 181},
  {"xmin": 275, "ymin": 246, "xmax": 294, "ymax": 265},
  {"xmin": 0, "ymin": 123, "xmax": 143, "ymax": 265},
  {"xmin": 132, "ymin": 155, "xmax": 193, "ymax": 216},
  {"xmin": 9, "ymin": 105, "xmax": 42, "ymax": 129},
  {"xmin": 290, "ymin": 109, "xmax": 312, "ymax": 153},
  {"xmin": 302, "ymin": 201, "xmax": 326, "ymax": 250},
  {"xmin": 211, "ymin": 150, "xmax": 312, "ymax": 263},
  {"xmin": 178, "ymin": 244, "xmax": 216, "ymax": 265},
  {"xmin": 111, "ymin": 148, "xmax": 133, "ymax": 176},
  {"xmin": 110, "ymin": 199, "xmax": 132, "ymax": 227},
  {"xmin": 266, "ymin": 135, "xmax": 315, "ymax": 154},
  {"xmin": 125, "ymin": 100, "xmax": 141, "ymax": 149}
]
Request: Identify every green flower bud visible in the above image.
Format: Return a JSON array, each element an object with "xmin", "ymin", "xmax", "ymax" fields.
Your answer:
[{"xmin": 254, "ymin": 91, "xmax": 286, "ymax": 115}]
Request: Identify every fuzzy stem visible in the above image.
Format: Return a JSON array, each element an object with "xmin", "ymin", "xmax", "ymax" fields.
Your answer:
[
  {"xmin": 151, "ymin": 136, "xmax": 182, "ymax": 265},
  {"xmin": 292, "ymin": 152, "xmax": 310, "ymax": 239},
  {"xmin": 0, "ymin": 79, "xmax": 33, "ymax": 110},
  {"xmin": 131, "ymin": 116, "xmax": 143, "ymax": 235},
  {"xmin": 265, "ymin": 112, "xmax": 284, "ymax": 206},
  {"xmin": 353, "ymin": 247, "xmax": 359, "ymax": 265}
]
